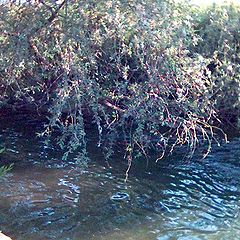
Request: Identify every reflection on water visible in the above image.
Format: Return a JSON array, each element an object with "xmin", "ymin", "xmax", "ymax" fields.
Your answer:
[{"xmin": 0, "ymin": 113, "xmax": 240, "ymax": 240}]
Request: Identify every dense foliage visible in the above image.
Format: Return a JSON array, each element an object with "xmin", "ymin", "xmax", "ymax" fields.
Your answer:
[
  {"xmin": 0, "ymin": 0, "xmax": 238, "ymax": 167},
  {"xmin": 193, "ymin": 2, "xmax": 240, "ymax": 129}
]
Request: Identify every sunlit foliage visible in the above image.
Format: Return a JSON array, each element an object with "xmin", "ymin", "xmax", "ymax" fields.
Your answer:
[
  {"xmin": 0, "ymin": 0, "xmax": 237, "ymax": 166},
  {"xmin": 192, "ymin": 2, "xmax": 240, "ymax": 129}
]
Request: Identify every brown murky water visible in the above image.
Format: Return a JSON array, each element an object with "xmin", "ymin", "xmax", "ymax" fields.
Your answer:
[{"xmin": 0, "ymin": 113, "xmax": 240, "ymax": 240}]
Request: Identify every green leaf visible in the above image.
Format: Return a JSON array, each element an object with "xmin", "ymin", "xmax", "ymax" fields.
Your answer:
[
  {"xmin": 0, "ymin": 164, "xmax": 13, "ymax": 177},
  {"xmin": 0, "ymin": 147, "xmax": 5, "ymax": 154}
]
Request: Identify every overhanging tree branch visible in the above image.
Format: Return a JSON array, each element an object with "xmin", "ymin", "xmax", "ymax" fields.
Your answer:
[{"xmin": 30, "ymin": 0, "xmax": 67, "ymax": 37}]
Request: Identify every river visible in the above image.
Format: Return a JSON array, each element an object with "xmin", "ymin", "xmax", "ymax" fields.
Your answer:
[{"xmin": 0, "ymin": 112, "xmax": 239, "ymax": 240}]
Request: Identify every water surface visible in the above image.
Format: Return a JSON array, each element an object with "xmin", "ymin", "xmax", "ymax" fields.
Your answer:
[{"xmin": 0, "ymin": 113, "xmax": 239, "ymax": 240}]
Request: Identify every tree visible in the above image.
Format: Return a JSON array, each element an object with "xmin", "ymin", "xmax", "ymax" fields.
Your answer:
[{"xmin": 1, "ymin": 0, "xmax": 236, "ymax": 169}]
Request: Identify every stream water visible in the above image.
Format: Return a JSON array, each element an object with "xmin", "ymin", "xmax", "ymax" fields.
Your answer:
[{"xmin": 0, "ymin": 113, "xmax": 240, "ymax": 240}]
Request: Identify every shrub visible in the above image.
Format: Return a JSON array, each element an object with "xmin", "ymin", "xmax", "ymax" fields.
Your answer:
[
  {"xmin": 192, "ymin": 2, "xmax": 240, "ymax": 130},
  {"xmin": 0, "ymin": 0, "xmax": 235, "ymax": 168}
]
